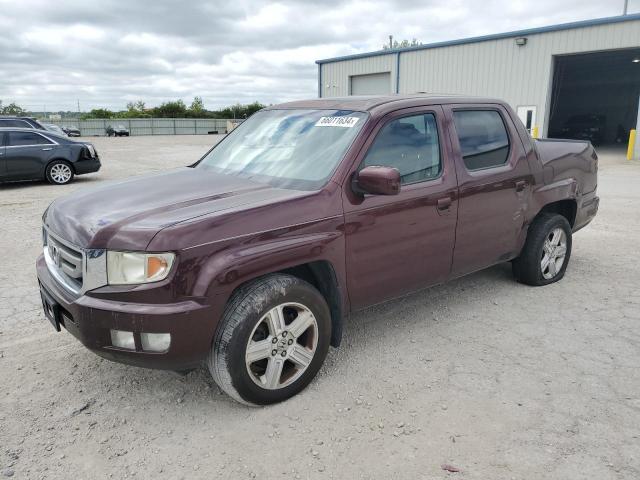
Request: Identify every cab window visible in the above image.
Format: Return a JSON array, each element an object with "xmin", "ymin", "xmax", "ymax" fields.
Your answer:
[
  {"xmin": 452, "ymin": 110, "xmax": 510, "ymax": 170},
  {"xmin": 362, "ymin": 113, "xmax": 441, "ymax": 184}
]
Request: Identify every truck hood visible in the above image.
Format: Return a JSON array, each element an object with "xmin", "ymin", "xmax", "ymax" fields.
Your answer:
[{"xmin": 44, "ymin": 167, "xmax": 304, "ymax": 249}]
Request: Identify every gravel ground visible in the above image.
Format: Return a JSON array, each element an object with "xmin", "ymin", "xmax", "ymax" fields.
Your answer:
[{"xmin": 0, "ymin": 137, "xmax": 638, "ymax": 479}]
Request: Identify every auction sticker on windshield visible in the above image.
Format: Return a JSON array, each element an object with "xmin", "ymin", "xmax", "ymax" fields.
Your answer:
[{"xmin": 315, "ymin": 116, "xmax": 360, "ymax": 128}]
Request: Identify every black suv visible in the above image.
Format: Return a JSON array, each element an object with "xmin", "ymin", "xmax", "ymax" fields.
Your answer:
[{"xmin": 0, "ymin": 116, "xmax": 46, "ymax": 130}]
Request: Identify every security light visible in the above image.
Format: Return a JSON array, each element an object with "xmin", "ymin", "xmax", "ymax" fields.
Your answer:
[
  {"xmin": 515, "ymin": 37, "xmax": 527, "ymax": 46},
  {"xmin": 633, "ymin": 58, "xmax": 640, "ymax": 63}
]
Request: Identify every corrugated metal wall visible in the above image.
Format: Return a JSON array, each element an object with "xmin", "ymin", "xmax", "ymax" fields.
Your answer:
[
  {"xmin": 321, "ymin": 54, "xmax": 397, "ymax": 98},
  {"xmin": 320, "ymin": 18, "xmax": 640, "ymax": 135},
  {"xmin": 44, "ymin": 118, "xmax": 234, "ymax": 136}
]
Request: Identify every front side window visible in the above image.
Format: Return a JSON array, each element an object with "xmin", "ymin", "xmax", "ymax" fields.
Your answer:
[
  {"xmin": 453, "ymin": 110, "xmax": 510, "ymax": 171},
  {"xmin": 8, "ymin": 131, "xmax": 53, "ymax": 146},
  {"xmin": 197, "ymin": 109, "xmax": 367, "ymax": 190},
  {"xmin": 362, "ymin": 113, "xmax": 441, "ymax": 184}
]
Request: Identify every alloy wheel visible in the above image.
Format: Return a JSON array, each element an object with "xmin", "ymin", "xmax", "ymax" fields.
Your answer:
[
  {"xmin": 50, "ymin": 163, "xmax": 72, "ymax": 184},
  {"xmin": 245, "ymin": 302, "xmax": 318, "ymax": 390},
  {"xmin": 541, "ymin": 227, "xmax": 567, "ymax": 279}
]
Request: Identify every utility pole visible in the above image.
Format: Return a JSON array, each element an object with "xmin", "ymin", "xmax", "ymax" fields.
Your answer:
[
  {"xmin": 389, "ymin": 35, "xmax": 393, "ymax": 49},
  {"xmin": 77, "ymin": 99, "xmax": 80, "ymax": 115},
  {"xmin": 623, "ymin": 0, "xmax": 629, "ymax": 14}
]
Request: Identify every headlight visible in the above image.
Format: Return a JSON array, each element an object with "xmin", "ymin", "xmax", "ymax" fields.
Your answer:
[
  {"xmin": 106, "ymin": 251, "xmax": 175, "ymax": 285},
  {"xmin": 84, "ymin": 144, "xmax": 96, "ymax": 157}
]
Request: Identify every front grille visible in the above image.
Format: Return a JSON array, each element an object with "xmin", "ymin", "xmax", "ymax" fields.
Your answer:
[
  {"xmin": 43, "ymin": 228, "xmax": 84, "ymax": 293},
  {"xmin": 42, "ymin": 225, "xmax": 108, "ymax": 295}
]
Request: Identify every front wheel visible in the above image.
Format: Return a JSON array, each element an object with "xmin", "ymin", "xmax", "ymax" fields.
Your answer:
[
  {"xmin": 208, "ymin": 274, "xmax": 331, "ymax": 405},
  {"xmin": 45, "ymin": 160, "xmax": 74, "ymax": 185},
  {"xmin": 513, "ymin": 213, "xmax": 572, "ymax": 286}
]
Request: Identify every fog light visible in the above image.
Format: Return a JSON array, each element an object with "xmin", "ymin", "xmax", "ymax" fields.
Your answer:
[
  {"xmin": 110, "ymin": 330, "xmax": 135, "ymax": 350},
  {"xmin": 140, "ymin": 333, "xmax": 171, "ymax": 352}
]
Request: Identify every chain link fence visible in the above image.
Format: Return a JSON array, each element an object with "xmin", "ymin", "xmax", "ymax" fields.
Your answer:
[{"xmin": 43, "ymin": 118, "xmax": 242, "ymax": 136}]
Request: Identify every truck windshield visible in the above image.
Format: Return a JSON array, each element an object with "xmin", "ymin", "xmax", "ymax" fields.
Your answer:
[{"xmin": 197, "ymin": 109, "xmax": 367, "ymax": 189}]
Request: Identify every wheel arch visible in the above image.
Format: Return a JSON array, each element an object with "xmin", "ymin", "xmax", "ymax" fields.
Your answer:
[
  {"xmin": 222, "ymin": 260, "xmax": 345, "ymax": 348},
  {"xmin": 45, "ymin": 157, "xmax": 76, "ymax": 175},
  {"xmin": 537, "ymin": 199, "xmax": 577, "ymax": 228}
]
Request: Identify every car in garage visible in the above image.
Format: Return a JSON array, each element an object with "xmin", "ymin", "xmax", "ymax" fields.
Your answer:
[
  {"xmin": 0, "ymin": 128, "xmax": 100, "ymax": 185},
  {"xmin": 556, "ymin": 114, "xmax": 607, "ymax": 145},
  {"xmin": 0, "ymin": 116, "xmax": 46, "ymax": 130},
  {"xmin": 36, "ymin": 95, "xmax": 599, "ymax": 405},
  {"xmin": 106, "ymin": 124, "xmax": 130, "ymax": 137}
]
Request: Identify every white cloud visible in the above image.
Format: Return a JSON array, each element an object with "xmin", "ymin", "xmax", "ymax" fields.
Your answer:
[{"xmin": 0, "ymin": 0, "xmax": 636, "ymax": 111}]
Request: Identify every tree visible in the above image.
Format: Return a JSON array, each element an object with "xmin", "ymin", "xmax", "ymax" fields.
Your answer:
[
  {"xmin": 81, "ymin": 108, "xmax": 114, "ymax": 119},
  {"xmin": 0, "ymin": 101, "xmax": 26, "ymax": 115},
  {"xmin": 382, "ymin": 38, "xmax": 422, "ymax": 50},
  {"xmin": 120, "ymin": 100, "xmax": 149, "ymax": 118},
  {"xmin": 189, "ymin": 96, "xmax": 205, "ymax": 116},
  {"xmin": 217, "ymin": 101, "xmax": 265, "ymax": 119},
  {"xmin": 152, "ymin": 100, "xmax": 187, "ymax": 118}
]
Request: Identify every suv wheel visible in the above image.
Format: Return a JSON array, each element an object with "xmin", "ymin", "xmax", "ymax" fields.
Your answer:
[
  {"xmin": 46, "ymin": 160, "xmax": 74, "ymax": 185},
  {"xmin": 208, "ymin": 274, "xmax": 331, "ymax": 405},
  {"xmin": 513, "ymin": 213, "xmax": 572, "ymax": 286}
]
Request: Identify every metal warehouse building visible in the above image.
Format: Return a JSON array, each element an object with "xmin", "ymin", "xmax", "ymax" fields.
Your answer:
[{"xmin": 316, "ymin": 14, "xmax": 640, "ymax": 146}]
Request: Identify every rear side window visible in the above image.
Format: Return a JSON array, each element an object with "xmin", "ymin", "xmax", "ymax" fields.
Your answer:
[
  {"xmin": 362, "ymin": 113, "xmax": 441, "ymax": 184},
  {"xmin": 453, "ymin": 110, "xmax": 510, "ymax": 170},
  {"xmin": 8, "ymin": 131, "xmax": 53, "ymax": 146},
  {"xmin": 0, "ymin": 119, "xmax": 31, "ymax": 128}
]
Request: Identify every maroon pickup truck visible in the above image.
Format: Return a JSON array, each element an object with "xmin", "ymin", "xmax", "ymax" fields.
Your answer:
[{"xmin": 37, "ymin": 95, "xmax": 599, "ymax": 405}]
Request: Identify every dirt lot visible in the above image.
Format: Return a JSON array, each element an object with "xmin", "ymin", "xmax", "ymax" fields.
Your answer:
[{"xmin": 1, "ymin": 136, "xmax": 638, "ymax": 479}]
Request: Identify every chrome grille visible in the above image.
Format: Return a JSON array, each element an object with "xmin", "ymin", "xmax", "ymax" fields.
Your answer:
[
  {"xmin": 43, "ymin": 228, "xmax": 83, "ymax": 293},
  {"xmin": 42, "ymin": 225, "xmax": 108, "ymax": 295},
  {"xmin": 48, "ymin": 236, "xmax": 83, "ymax": 280}
]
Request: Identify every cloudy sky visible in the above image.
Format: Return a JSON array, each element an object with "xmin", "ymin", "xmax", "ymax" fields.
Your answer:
[{"xmin": 0, "ymin": 0, "xmax": 637, "ymax": 112}]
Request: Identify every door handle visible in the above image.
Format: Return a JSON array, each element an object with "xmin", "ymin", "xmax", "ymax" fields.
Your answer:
[
  {"xmin": 515, "ymin": 180, "xmax": 527, "ymax": 192},
  {"xmin": 42, "ymin": 148, "xmax": 53, "ymax": 151},
  {"xmin": 436, "ymin": 196, "xmax": 452, "ymax": 211}
]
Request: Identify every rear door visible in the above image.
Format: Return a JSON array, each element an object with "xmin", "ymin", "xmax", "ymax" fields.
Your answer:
[
  {"xmin": 5, "ymin": 131, "xmax": 56, "ymax": 180},
  {"xmin": 443, "ymin": 104, "xmax": 532, "ymax": 277},
  {"xmin": 0, "ymin": 133, "xmax": 6, "ymax": 179},
  {"xmin": 343, "ymin": 106, "xmax": 458, "ymax": 309}
]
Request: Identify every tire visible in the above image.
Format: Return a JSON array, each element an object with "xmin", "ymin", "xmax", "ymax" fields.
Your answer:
[
  {"xmin": 513, "ymin": 213, "xmax": 572, "ymax": 286},
  {"xmin": 45, "ymin": 160, "xmax": 74, "ymax": 185},
  {"xmin": 208, "ymin": 274, "xmax": 331, "ymax": 406}
]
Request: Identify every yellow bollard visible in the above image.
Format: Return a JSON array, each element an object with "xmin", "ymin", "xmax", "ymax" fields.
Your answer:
[
  {"xmin": 531, "ymin": 126, "xmax": 539, "ymax": 139},
  {"xmin": 627, "ymin": 129, "xmax": 637, "ymax": 161}
]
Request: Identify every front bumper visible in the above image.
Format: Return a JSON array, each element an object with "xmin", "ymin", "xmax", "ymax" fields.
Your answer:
[
  {"xmin": 36, "ymin": 254, "xmax": 218, "ymax": 370},
  {"xmin": 74, "ymin": 157, "xmax": 101, "ymax": 175}
]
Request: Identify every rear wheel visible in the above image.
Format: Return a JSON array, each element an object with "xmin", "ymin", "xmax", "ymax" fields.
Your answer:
[
  {"xmin": 208, "ymin": 274, "xmax": 331, "ymax": 405},
  {"xmin": 513, "ymin": 213, "xmax": 572, "ymax": 286},
  {"xmin": 45, "ymin": 160, "xmax": 74, "ymax": 185}
]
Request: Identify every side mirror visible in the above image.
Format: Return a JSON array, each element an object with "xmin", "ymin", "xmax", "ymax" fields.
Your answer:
[{"xmin": 353, "ymin": 166, "xmax": 401, "ymax": 196}]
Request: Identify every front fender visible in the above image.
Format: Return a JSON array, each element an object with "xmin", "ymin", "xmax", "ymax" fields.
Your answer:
[{"xmin": 191, "ymin": 231, "xmax": 344, "ymax": 298}]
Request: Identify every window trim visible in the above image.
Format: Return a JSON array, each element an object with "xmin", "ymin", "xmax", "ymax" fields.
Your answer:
[
  {"xmin": 5, "ymin": 131, "xmax": 58, "ymax": 148},
  {"xmin": 359, "ymin": 110, "xmax": 444, "ymax": 187},
  {"xmin": 451, "ymin": 107, "xmax": 512, "ymax": 173}
]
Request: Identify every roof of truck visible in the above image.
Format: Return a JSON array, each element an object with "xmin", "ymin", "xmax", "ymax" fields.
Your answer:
[{"xmin": 269, "ymin": 94, "xmax": 506, "ymax": 114}]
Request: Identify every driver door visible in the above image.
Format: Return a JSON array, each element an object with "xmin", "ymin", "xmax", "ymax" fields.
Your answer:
[
  {"xmin": 343, "ymin": 106, "xmax": 458, "ymax": 309},
  {"xmin": 0, "ymin": 133, "xmax": 6, "ymax": 179}
]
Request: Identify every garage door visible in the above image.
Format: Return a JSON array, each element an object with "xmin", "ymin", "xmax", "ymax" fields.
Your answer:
[{"xmin": 350, "ymin": 72, "xmax": 391, "ymax": 95}]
